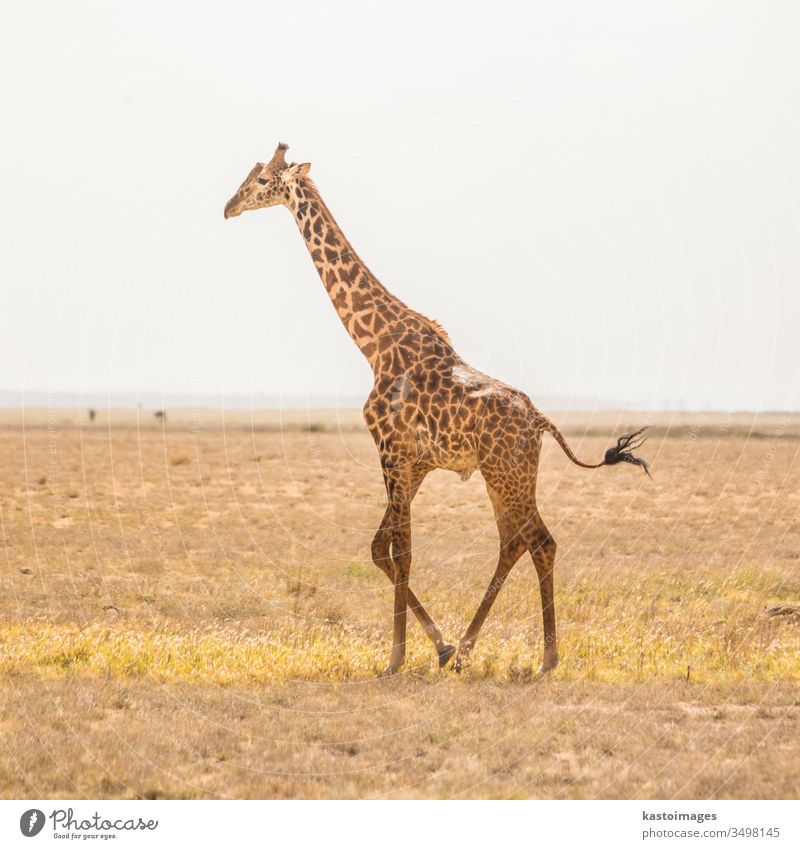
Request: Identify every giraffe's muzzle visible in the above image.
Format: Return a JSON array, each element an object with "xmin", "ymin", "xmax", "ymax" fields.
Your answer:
[{"xmin": 224, "ymin": 197, "xmax": 242, "ymax": 219}]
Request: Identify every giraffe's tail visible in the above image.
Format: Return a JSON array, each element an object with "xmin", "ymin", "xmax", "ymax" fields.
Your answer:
[{"xmin": 540, "ymin": 419, "xmax": 651, "ymax": 477}]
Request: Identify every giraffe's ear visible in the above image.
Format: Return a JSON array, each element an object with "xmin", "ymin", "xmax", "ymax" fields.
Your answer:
[{"xmin": 281, "ymin": 162, "xmax": 311, "ymax": 182}]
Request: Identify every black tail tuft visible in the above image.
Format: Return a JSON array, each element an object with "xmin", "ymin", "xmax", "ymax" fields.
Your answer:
[{"xmin": 603, "ymin": 427, "xmax": 651, "ymax": 477}]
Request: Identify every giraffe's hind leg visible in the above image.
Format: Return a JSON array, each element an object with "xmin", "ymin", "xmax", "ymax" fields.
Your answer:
[
  {"xmin": 529, "ymin": 518, "xmax": 558, "ymax": 672},
  {"xmin": 528, "ymin": 517, "xmax": 558, "ymax": 673},
  {"xmin": 452, "ymin": 487, "xmax": 528, "ymax": 672},
  {"xmin": 452, "ymin": 531, "xmax": 527, "ymax": 671},
  {"xmin": 452, "ymin": 504, "xmax": 557, "ymax": 674},
  {"xmin": 453, "ymin": 434, "xmax": 557, "ymax": 674}
]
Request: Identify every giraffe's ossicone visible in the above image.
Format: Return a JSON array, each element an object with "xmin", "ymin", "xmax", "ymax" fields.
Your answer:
[{"xmin": 225, "ymin": 143, "xmax": 649, "ymax": 676}]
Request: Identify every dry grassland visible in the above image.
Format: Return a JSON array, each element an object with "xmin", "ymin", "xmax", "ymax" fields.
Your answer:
[{"xmin": 0, "ymin": 408, "xmax": 798, "ymax": 798}]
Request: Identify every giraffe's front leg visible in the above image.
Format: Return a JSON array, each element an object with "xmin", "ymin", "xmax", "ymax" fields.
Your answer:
[
  {"xmin": 372, "ymin": 500, "xmax": 454, "ymax": 667},
  {"xmin": 381, "ymin": 467, "xmax": 412, "ymax": 676}
]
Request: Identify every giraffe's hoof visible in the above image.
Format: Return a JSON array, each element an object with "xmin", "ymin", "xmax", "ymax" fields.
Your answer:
[
  {"xmin": 451, "ymin": 641, "xmax": 472, "ymax": 673},
  {"xmin": 380, "ymin": 664, "xmax": 400, "ymax": 678},
  {"xmin": 437, "ymin": 644, "xmax": 456, "ymax": 668},
  {"xmin": 538, "ymin": 656, "xmax": 559, "ymax": 675}
]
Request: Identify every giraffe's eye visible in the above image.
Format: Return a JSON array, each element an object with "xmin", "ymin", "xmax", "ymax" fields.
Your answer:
[{"xmin": 257, "ymin": 178, "xmax": 268, "ymax": 185}]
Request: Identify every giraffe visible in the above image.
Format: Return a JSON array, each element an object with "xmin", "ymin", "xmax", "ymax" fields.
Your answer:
[{"xmin": 224, "ymin": 143, "xmax": 649, "ymax": 676}]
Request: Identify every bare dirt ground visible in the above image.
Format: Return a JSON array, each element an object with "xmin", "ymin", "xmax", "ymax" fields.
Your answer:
[{"xmin": 1, "ymin": 408, "xmax": 798, "ymax": 799}]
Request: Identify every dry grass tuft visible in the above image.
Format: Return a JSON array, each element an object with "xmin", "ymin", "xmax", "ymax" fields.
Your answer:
[{"xmin": 766, "ymin": 604, "xmax": 800, "ymax": 619}]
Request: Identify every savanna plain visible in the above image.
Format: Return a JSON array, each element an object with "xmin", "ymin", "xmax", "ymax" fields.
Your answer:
[{"xmin": 1, "ymin": 408, "xmax": 798, "ymax": 799}]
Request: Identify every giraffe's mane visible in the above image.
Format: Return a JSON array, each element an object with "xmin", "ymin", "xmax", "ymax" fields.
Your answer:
[
  {"xmin": 298, "ymin": 173, "xmax": 318, "ymax": 191},
  {"xmin": 414, "ymin": 313, "xmax": 453, "ymax": 347},
  {"xmin": 298, "ymin": 175, "xmax": 453, "ymax": 348}
]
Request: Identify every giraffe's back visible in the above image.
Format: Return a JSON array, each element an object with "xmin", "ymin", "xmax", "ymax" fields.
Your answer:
[{"xmin": 365, "ymin": 354, "xmax": 543, "ymax": 480}]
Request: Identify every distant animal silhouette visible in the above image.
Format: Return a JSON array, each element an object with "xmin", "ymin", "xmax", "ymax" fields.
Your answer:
[
  {"xmin": 225, "ymin": 143, "xmax": 649, "ymax": 676},
  {"xmin": 154, "ymin": 410, "xmax": 166, "ymax": 422},
  {"xmin": 88, "ymin": 408, "xmax": 96, "ymax": 422}
]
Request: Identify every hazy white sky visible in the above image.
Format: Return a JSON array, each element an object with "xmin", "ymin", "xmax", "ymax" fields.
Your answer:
[{"xmin": 2, "ymin": 1, "xmax": 799, "ymax": 410}]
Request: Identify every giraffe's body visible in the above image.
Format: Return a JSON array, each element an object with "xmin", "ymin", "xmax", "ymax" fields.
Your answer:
[{"xmin": 225, "ymin": 144, "xmax": 648, "ymax": 675}]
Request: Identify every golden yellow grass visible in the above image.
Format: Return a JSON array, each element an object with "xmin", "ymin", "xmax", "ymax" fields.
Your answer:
[
  {"xmin": 1, "ymin": 408, "xmax": 798, "ymax": 798},
  {"xmin": 2, "ymin": 573, "xmax": 797, "ymax": 685}
]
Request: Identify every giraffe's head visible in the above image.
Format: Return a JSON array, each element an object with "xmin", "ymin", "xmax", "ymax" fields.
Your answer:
[{"xmin": 224, "ymin": 143, "xmax": 311, "ymax": 219}]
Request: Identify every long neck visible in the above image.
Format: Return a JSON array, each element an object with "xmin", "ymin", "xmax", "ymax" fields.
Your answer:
[{"xmin": 286, "ymin": 178, "xmax": 450, "ymax": 373}]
